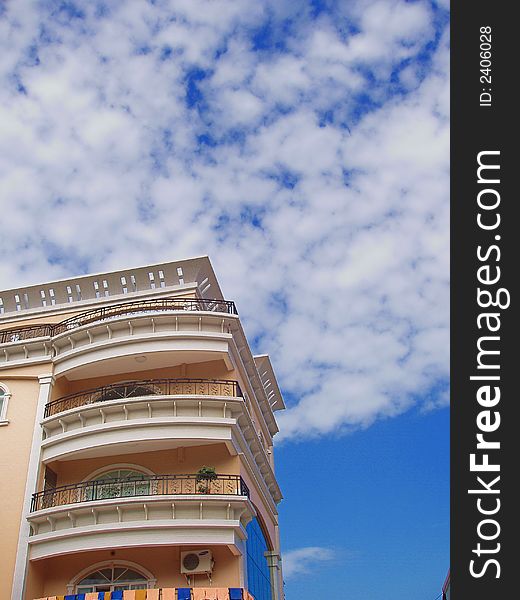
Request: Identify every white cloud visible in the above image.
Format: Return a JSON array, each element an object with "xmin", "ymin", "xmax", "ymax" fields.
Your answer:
[
  {"xmin": 283, "ymin": 546, "xmax": 336, "ymax": 579},
  {"xmin": 0, "ymin": 0, "xmax": 449, "ymax": 442}
]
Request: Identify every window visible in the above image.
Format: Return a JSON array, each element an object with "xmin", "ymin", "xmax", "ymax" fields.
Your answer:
[
  {"xmin": 0, "ymin": 385, "xmax": 10, "ymax": 424},
  {"xmin": 95, "ymin": 384, "xmax": 156, "ymax": 403},
  {"xmin": 246, "ymin": 518, "xmax": 272, "ymax": 600},
  {"xmin": 76, "ymin": 566, "xmax": 149, "ymax": 593},
  {"xmin": 85, "ymin": 469, "xmax": 151, "ymax": 501}
]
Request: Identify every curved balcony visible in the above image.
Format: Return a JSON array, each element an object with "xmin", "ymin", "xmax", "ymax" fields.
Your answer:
[
  {"xmin": 40, "ymin": 379, "xmax": 244, "ymax": 462},
  {"xmin": 0, "ymin": 297, "xmax": 237, "ymax": 344},
  {"xmin": 28, "ymin": 475, "xmax": 252, "ymax": 560},
  {"xmin": 31, "ymin": 474, "xmax": 249, "ymax": 512},
  {"xmin": 0, "ymin": 298, "xmax": 238, "ymax": 370},
  {"xmin": 39, "ymin": 377, "xmax": 282, "ymax": 507},
  {"xmin": 45, "ymin": 378, "xmax": 242, "ymax": 418},
  {"xmin": 33, "ymin": 590, "xmax": 253, "ymax": 600}
]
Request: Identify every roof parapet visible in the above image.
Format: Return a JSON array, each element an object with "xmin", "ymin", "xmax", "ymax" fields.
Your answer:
[
  {"xmin": 254, "ymin": 354, "xmax": 286, "ymax": 412},
  {"xmin": 0, "ymin": 256, "xmax": 223, "ymax": 318}
]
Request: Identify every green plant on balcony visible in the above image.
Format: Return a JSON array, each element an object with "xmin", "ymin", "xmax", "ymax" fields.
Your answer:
[{"xmin": 196, "ymin": 466, "xmax": 217, "ymax": 494}]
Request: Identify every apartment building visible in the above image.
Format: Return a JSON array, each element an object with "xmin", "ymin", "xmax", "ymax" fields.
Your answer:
[{"xmin": 0, "ymin": 257, "xmax": 284, "ymax": 600}]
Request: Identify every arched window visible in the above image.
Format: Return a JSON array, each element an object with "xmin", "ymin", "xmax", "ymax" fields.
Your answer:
[
  {"xmin": 85, "ymin": 468, "xmax": 151, "ymax": 501},
  {"xmin": 95, "ymin": 383, "xmax": 157, "ymax": 403},
  {"xmin": 74, "ymin": 563, "xmax": 152, "ymax": 593},
  {"xmin": 0, "ymin": 384, "xmax": 11, "ymax": 424},
  {"xmin": 246, "ymin": 517, "xmax": 273, "ymax": 600}
]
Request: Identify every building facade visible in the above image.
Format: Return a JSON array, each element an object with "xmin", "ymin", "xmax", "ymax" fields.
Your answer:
[{"xmin": 0, "ymin": 257, "xmax": 285, "ymax": 600}]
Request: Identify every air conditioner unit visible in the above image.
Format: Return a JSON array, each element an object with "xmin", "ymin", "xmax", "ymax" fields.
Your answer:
[{"xmin": 180, "ymin": 550, "xmax": 214, "ymax": 574}]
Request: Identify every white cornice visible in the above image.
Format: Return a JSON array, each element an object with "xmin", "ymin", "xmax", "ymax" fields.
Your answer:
[{"xmin": 228, "ymin": 324, "xmax": 280, "ymax": 437}]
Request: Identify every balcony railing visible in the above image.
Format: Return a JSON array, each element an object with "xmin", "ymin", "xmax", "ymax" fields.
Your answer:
[
  {"xmin": 31, "ymin": 474, "xmax": 249, "ymax": 512},
  {"xmin": 33, "ymin": 589, "xmax": 253, "ymax": 600},
  {"xmin": 0, "ymin": 323, "xmax": 54, "ymax": 344},
  {"xmin": 0, "ymin": 297, "xmax": 237, "ymax": 344},
  {"xmin": 44, "ymin": 378, "xmax": 242, "ymax": 418}
]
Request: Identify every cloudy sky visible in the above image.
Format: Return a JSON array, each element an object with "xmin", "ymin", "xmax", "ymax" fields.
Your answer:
[{"xmin": 0, "ymin": 1, "xmax": 449, "ymax": 598}]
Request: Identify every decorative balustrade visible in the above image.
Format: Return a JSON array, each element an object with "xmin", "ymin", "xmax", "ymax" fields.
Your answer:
[
  {"xmin": 31, "ymin": 474, "xmax": 249, "ymax": 512},
  {"xmin": 44, "ymin": 378, "xmax": 242, "ymax": 418},
  {"xmin": 33, "ymin": 588, "xmax": 254, "ymax": 600},
  {"xmin": 0, "ymin": 297, "xmax": 237, "ymax": 345}
]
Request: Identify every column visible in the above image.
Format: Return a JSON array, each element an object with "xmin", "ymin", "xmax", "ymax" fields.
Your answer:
[
  {"xmin": 265, "ymin": 551, "xmax": 283, "ymax": 600},
  {"xmin": 11, "ymin": 374, "xmax": 55, "ymax": 600}
]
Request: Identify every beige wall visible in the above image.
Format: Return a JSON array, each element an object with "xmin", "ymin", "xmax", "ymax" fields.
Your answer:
[
  {"xmin": 51, "ymin": 359, "xmax": 239, "ymax": 401},
  {"xmin": 0, "ymin": 312, "xmax": 80, "ymax": 329},
  {"xmin": 25, "ymin": 544, "xmax": 240, "ymax": 599},
  {"xmin": 48, "ymin": 443, "xmax": 240, "ymax": 488},
  {"xmin": 0, "ymin": 365, "xmax": 53, "ymax": 598}
]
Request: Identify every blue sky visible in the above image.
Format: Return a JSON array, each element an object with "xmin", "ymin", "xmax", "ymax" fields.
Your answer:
[
  {"xmin": 0, "ymin": 1, "xmax": 449, "ymax": 598},
  {"xmin": 277, "ymin": 407, "xmax": 449, "ymax": 599}
]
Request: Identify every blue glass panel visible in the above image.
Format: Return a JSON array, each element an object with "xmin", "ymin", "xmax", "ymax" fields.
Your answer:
[{"xmin": 246, "ymin": 518, "xmax": 272, "ymax": 600}]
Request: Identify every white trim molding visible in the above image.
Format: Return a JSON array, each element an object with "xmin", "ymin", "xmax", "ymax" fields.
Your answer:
[
  {"xmin": 11, "ymin": 374, "xmax": 55, "ymax": 600},
  {"xmin": 29, "ymin": 518, "xmax": 249, "ymax": 560},
  {"xmin": 0, "ymin": 382, "xmax": 11, "ymax": 424}
]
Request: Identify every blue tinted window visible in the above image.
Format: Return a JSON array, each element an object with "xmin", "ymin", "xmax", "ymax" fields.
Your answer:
[{"xmin": 246, "ymin": 518, "xmax": 272, "ymax": 600}]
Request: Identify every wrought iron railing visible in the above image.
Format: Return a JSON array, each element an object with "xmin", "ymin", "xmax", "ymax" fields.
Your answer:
[
  {"xmin": 0, "ymin": 323, "xmax": 54, "ymax": 344},
  {"xmin": 31, "ymin": 474, "xmax": 249, "ymax": 511},
  {"xmin": 0, "ymin": 297, "xmax": 237, "ymax": 344},
  {"xmin": 44, "ymin": 378, "xmax": 242, "ymax": 418},
  {"xmin": 33, "ymin": 589, "xmax": 252, "ymax": 600}
]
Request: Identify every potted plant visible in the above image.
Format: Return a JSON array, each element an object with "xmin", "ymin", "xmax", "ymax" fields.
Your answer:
[{"xmin": 196, "ymin": 466, "xmax": 217, "ymax": 494}]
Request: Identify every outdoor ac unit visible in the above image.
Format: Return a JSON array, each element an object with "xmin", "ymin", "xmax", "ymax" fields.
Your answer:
[{"xmin": 180, "ymin": 550, "xmax": 214, "ymax": 574}]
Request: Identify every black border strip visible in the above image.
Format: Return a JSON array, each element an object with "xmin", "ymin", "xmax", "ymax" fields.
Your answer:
[{"xmin": 451, "ymin": 3, "xmax": 515, "ymax": 597}]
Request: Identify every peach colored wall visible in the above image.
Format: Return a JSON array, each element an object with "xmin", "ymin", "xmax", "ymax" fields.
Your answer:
[
  {"xmin": 49, "ymin": 375, "xmax": 69, "ymax": 400},
  {"xmin": 25, "ymin": 545, "xmax": 240, "ymax": 599},
  {"xmin": 50, "ymin": 444, "xmax": 240, "ymax": 487},
  {"xmin": 0, "ymin": 366, "xmax": 52, "ymax": 598},
  {"xmin": 51, "ymin": 359, "xmax": 239, "ymax": 400},
  {"xmin": 0, "ymin": 312, "xmax": 78, "ymax": 329}
]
